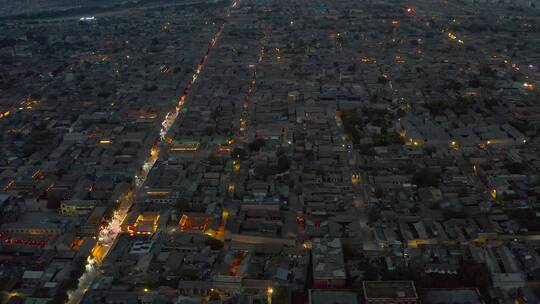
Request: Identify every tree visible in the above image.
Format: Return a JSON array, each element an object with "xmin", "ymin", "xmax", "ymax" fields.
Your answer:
[
  {"xmin": 341, "ymin": 110, "xmax": 362, "ymax": 144},
  {"xmin": 203, "ymin": 127, "xmax": 214, "ymax": 136},
  {"xmin": 468, "ymin": 78, "xmax": 481, "ymax": 88},
  {"xmin": 249, "ymin": 138, "xmax": 265, "ymax": 152},
  {"xmin": 207, "ymin": 154, "xmax": 221, "ymax": 165},
  {"xmin": 179, "ymin": 269, "xmax": 199, "ymax": 280},
  {"xmin": 377, "ymin": 76, "xmax": 389, "ymax": 84},
  {"xmin": 255, "ymin": 164, "xmax": 277, "ymax": 177},
  {"xmin": 412, "ymin": 168, "xmax": 440, "ymax": 187},
  {"xmin": 47, "ymin": 194, "xmax": 62, "ymax": 210},
  {"xmin": 232, "ymin": 148, "xmax": 246, "ymax": 159},
  {"xmin": 374, "ymin": 187, "xmax": 385, "ymax": 198},
  {"xmin": 362, "ymin": 262, "xmax": 379, "ymax": 280},
  {"xmin": 505, "ymin": 162, "xmax": 527, "ymax": 174},
  {"xmin": 277, "ymin": 155, "xmax": 290, "ymax": 173},
  {"xmin": 446, "ymin": 79, "xmax": 463, "ymax": 91},
  {"xmin": 175, "ymin": 199, "xmax": 190, "ymax": 212},
  {"xmin": 367, "ymin": 208, "xmax": 381, "ymax": 224},
  {"xmin": 143, "ymin": 83, "xmax": 157, "ymax": 91},
  {"xmin": 461, "ymin": 262, "xmax": 492, "ymax": 296},
  {"xmin": 483, "ymin": 97, "xmax": 499, "ymax": 110},
  {"xmin": 205, "ymin": 238, "xmax": 224, "ymax": 250},
  {"xmin": 479, "ymin": 65, "xmax": 495, "ymax": 77}
]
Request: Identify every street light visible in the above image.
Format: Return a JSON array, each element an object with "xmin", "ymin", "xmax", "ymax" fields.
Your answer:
[{"xmin": 267, "ymin": 287, "xmax": 274, "ymax": 304}]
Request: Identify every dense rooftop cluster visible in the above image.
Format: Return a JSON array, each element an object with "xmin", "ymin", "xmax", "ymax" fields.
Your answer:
[{"xmin": 1, "ymin": 0, "xmax": 540, "ymax": 303}]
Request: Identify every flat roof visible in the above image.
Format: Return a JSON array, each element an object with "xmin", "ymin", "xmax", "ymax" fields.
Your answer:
[
  {"xmin": 312, "ymin": 238, "xmax": 346, "ymax": 279},
  {"xmin": 421, "ymin": 288, "xmax": 482, "ymax": 304},
  {"xmin": 2, "ymin": 212, "xmax": 68, "ymax": 230},
  {"xmin": 363, "ymin": 281, "xmax": 418, "ymax": 299},
  {"xmin": 310, "ymin": 290, "xmax": 358, "ymax": 304}
]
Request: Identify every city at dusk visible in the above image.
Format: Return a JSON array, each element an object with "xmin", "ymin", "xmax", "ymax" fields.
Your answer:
[{"xmin": 0, "ymin": 0, "xmax": 540, "ymax": 303}]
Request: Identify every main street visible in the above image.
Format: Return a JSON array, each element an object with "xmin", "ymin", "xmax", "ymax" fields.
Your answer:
[{"xmin": 66, "ymin": 3, "xmax": 238, "ymax": 302}]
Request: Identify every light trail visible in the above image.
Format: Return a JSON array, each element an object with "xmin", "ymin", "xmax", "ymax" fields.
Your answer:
[
  {"xmin": 160, "ymin": 25, "xmax": 223, "ymax": 140},
  {"xmin": 236, "ymin": 32, "xmax": 267, "ymax": 141},
  {"xmin": 67, "ymin": 5, "xmax": 233, "ymax": 302}
]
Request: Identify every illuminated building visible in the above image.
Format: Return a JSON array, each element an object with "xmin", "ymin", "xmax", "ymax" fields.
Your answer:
[
  {"xmin": 31, "ymin": 169, "xmax": 45, "ymax": 181},
  {"xmin": 145, "ymin": 190, "xmax": 170, "ymax": 196},
  {"xmin": 217, "ymin": 144, "xmax": 232, "ymax": 155},
  {"xmin": 1, "ymin": 213, "xmax": 65, "ymax": 236},
  {"xmin": 92, "ymin": 242, "xmax": 106, "ymax": 263},
  {"xmin": 126, "ymin": 212, "xmax": 160, "ymax": 236},
  {"xmin": 0, "ymin": 213, "xmax": 67, "ymax": 250},
  {"xmin": 179, "ymin": 213, "xmax": 217, "ymax": 236},
  {"xmin": 144, "ymin": 189, "xmax": 180, "ymax": 204},
  {"xmin": 169, "ymin": 140, "xmax": 200, "ymax": 152},
  {"xmin": 60, "ymin": 200, "xmax": 97, "ymax": 216}
]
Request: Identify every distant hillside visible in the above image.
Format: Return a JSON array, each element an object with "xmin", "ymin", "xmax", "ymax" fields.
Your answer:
[{"xmin": 0, "ymin": 0, "xmax": 162, "ymax": 19}]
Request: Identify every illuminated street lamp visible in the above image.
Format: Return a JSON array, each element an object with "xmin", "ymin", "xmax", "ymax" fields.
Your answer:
[{"xmin": 267, "ymin": 287, "xmax": 274, "ymax": 304}]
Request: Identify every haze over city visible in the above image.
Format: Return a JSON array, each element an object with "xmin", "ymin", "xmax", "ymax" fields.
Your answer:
[{"xmin": 0, "ymin": 0, "xmax": 540, "ymax": 303}]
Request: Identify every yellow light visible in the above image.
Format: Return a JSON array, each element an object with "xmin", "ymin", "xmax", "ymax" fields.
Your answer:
[
  {"xmin": 267, "ymin": 288, "xmax": 274, "ymax": 295},
  {"xmin": 490, "ymin": 189, "xmax": 497, "ymax": 200},
  {"xmin": 99, "ymin": 140, "xmax": 111, "ymax": 144},
  {"xmin": 146, "ymin": 191, "xmax": 169, "ymax": 196},
  {"xmin": 170, "ymin": 147, "xmax": 198, "ymax": 151},
  {"xmin": 6, "ymin": 291, "xmax": 24, "ymax": 299},
  {"xmin": 523, "ymin": 82, "xmax": 534, "ymax": 89},
  {"xmin": 487, "ymin": 140, "xmax": 491, "ymax": 145},
  {"xmin": 144, "ymin": 288, "xmax": 150, "ymax": 293},
  {"xmin": 351, "ymin": 174, "xmax": 361, "ymax": 185}
]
